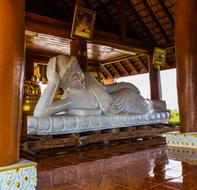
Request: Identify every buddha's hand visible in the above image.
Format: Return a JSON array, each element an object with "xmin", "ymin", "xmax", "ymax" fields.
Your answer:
[{"xmin": 47, "ymin": 57, "xmax": 60, "ymax": 84}]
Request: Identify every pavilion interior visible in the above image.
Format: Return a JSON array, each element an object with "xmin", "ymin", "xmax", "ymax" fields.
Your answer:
[
  {"xmin": 2, "ymin": 0, "xmax": 197, "ymax": 190},
  {"xmin": 25, "ymin": 0, "xmax": 175, "ymax": 82}
]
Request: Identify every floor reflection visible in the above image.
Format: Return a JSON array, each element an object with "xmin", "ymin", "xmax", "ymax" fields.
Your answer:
[{"xmin": 37, "ymin": 144, "xmax": 197, "ymax": 190}]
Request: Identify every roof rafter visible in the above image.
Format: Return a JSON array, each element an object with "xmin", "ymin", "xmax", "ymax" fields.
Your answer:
[
  {"xmin": 112, "ymin": 63, "xmax": 122, "ymax": 77},
  {"xmin": 82, "ymin": 0, "xmax": 117, "ymax": 31},
  {"xmin": 102, "ymin": 54, "xmax": 146, "ymax": 66},
  {"xmin": 127, "ymin": 59, "xmax": 140, "ymax": 74},
  {"xmin": 119, "ymin": 61, "xmax": 131, "ymax": 75},
  {"xmin": 127, "ymin": 0, "xmax": 157, "ymax": 44},
  {"xmin": 100, "ymin": 72, "xmax": 107, "ymax": 79},
  {"xmin": 97, "ymin": 65, "xmax": 107, "ymax": 79},
  {"xmin": 85, "ymin": 0, "xmax": 117, "ymax": 32},
  {"xmin": 100, "ymin": 71, "xmax": 108, "ymax": 80},
  {"xmin": 157, "ymin": 0, "xmax": 174, "ymax": 26},
  {"xmin": 138, "ymin": 56, "xmax": 148, "ymax": 71},
  {"xmin": 95, "ymin": 0, "xmax": 139, "ymax": 39},
  {"xmin": 119, "ymin": 0, "xmax": 126, "ymax": 41},
  {"xmin": 141, "ymin": 0, "xmax": 171, "ymax": 43},
  {"xmin": 103, "ymin": 65, "xmax": 114, "ymax": 78}
]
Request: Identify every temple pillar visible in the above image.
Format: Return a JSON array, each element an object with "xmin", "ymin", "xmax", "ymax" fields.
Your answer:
[
  {"xmin": 176, "ymin": 0, "xmax": 197, "ymax": 132},
  {"xmin": 0, "ymin": 0, "xmax": 25, "ymax": 166},
  {"xmin": 148, "ymin": 55, "xmax": 162, "ymax": 100},
  {"xmin": 70, "ymin": 39, "xmax": 88, "ymax": 72}
]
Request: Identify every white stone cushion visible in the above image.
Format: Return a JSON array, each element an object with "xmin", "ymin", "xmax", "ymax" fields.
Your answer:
[{"xmin": 27, "ymin": 111, "xmax": 170, "ymax": 135}]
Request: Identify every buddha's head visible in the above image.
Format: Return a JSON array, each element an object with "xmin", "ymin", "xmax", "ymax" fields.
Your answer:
[
  {"xmin": 50, "ymin": 55, "xmax": 85, "ymax": 90},
  {"xmin": 31, "ymin": 76, "xmax": 37, "ymax": 84}
]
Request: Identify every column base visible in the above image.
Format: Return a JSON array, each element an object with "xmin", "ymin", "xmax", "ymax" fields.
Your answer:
[
  {"xmin": 166, "ymin": 131, "xmax": 197, "ymax": 149},
  {"xmin": 168, "ymin": 146, "xmax": 197, "ymax": 165},
  {"xmin": 0, "ymin": 159, "xmax": 37, "ymax": 190}
]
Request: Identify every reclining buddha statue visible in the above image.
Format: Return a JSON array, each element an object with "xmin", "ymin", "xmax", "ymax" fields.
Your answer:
[
  {"xmin": 29, "ymin": 55, "xmax": 169, "ymax": 135},
  {"xmin": 34, "ymin": 55, "xmax": 161, "ymax": 117}
]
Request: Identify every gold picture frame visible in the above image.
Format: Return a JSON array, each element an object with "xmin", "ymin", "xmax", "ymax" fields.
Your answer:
[
  {"xmin": 71, "ymin": 5, "xmax": 96, "ymax": 40},
  {"xmin": 152, "ymin": 47, "xmax": 167, "ymax": 69}
]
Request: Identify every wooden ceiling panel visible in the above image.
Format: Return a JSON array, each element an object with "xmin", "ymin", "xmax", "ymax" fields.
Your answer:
[
  {"xmin": 26, "ymin": 33, "xmax": 70, "ymax": 55},
  {"xmin": 26, "ymin": 31, "xmax": 128, "ymax": 61}
]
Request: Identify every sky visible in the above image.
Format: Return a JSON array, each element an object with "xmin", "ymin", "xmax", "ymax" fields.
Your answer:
[{"xmin": 115, "ymin": 68, "xmax": 178, "ymax": 110}]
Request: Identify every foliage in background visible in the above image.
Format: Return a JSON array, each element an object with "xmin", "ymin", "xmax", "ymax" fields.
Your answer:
[{"xmin": 169, "ymin": 110, "xmax": 180, "ymax": 124}]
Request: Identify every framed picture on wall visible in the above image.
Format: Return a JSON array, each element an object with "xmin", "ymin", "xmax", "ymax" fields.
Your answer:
[
  {"xmin": 71, "ymin": 5, "xmax": 96, "ymax": 40},
  {"xmin": 152, "ymin": 47, "xmax": 167, "ymax": 69}
]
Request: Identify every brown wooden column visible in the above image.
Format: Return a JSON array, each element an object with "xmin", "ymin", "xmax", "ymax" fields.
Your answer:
[
  {"xmin": 176, "ymin": 0, "xmax": 197, "ymax": 132},
  {"xmin": 70, "ymin": 39, "xmax": 88, "ymax": 72},
  {"xmin": 148, "ymin": 55, "xmax": 162, "ymax": 100},
  {"xmin": 0, "ymin": 0, "xmax": 25, "ymax": 166}
]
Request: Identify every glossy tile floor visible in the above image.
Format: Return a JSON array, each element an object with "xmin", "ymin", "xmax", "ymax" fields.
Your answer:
[{"xmin": 37, "ymin": 143, "xmax": 197, "ymax": 190}]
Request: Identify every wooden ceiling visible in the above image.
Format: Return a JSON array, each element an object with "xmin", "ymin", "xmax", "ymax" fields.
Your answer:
[
  {"xmin": 26, "ymin": 32, "xmax": 132, "ymax": 61},
  {"xmin": 25, "ymin": 0, "xmax": 175, "ymax": 79}
]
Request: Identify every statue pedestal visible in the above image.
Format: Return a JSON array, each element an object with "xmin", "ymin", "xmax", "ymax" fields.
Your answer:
[
  {"xmin": 28, "ymin": 112, "xmax": 170, "ymax": 135},
  {"xmin": 166, "ymin": 131, "xmax": 197, "ymax": 149},
  {"xmin": 0, "ymin": 159, "xmax": 37, "ymax": 190}
]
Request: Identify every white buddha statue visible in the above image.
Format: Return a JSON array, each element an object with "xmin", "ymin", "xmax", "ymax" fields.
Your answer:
[{"xmin": 34, "ymin": 55, "xmax": 164, "ymax": 117}]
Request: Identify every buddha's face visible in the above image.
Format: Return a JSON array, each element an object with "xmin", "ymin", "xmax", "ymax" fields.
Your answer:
[
  {"xmin": 67, "ymin": 70, "xmax": 85, "ymax": 90},
  {"xmin": 56, "ymin": 56, "xmax": 85, "ymax": 91}
]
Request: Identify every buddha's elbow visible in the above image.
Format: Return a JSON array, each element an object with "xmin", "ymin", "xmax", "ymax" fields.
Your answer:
[{"xmin": 34, "ymin": 109, "xmax": 45, "ymax": 117}]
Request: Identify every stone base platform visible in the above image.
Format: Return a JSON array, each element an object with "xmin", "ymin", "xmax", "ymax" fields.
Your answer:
[
  {"xmin": 0, "ymin": 159, "xmax": 37, "ymax": 190},
  {"xmin": 166, "ymin": 131, "xmax": 197, "ymax": 149},
  {"xmin": 27, "ymin": 111, "xmax": 170, "ymax": 135}
]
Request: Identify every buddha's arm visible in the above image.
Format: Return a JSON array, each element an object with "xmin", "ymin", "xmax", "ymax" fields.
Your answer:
[
  {"xmin": 34, "ymin": 82, "xmax": 72, "ymax": 116},
  {"xmin": 34, "ymin": 81, "xmax": 59, "ymax": 117},
  {"xmin": 42, "ymin": 97, "xmax": 71, "ymax": 116},
  {"xmin": 34, "ymin": 57, "xmax": 70, "ymax": 117}
]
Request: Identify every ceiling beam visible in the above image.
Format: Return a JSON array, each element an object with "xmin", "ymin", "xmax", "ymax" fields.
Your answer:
[
  {"xmin": 25, "ymin": 12, "xmax": 151, "ymax": 54},
  {"xmin": 141, "ymin": 0, "xmax": 171, "ymax": 43},
  {"xmin": 26, "ymin": 53, "xmax": 50, "ymax": 64},
  {"xmin": 157, "ymin": 0, "xmax": 174, "ymax": 26},
  {"xmin": 26, "ymin": 48, "xmax": 60, "ymax": 58}
]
